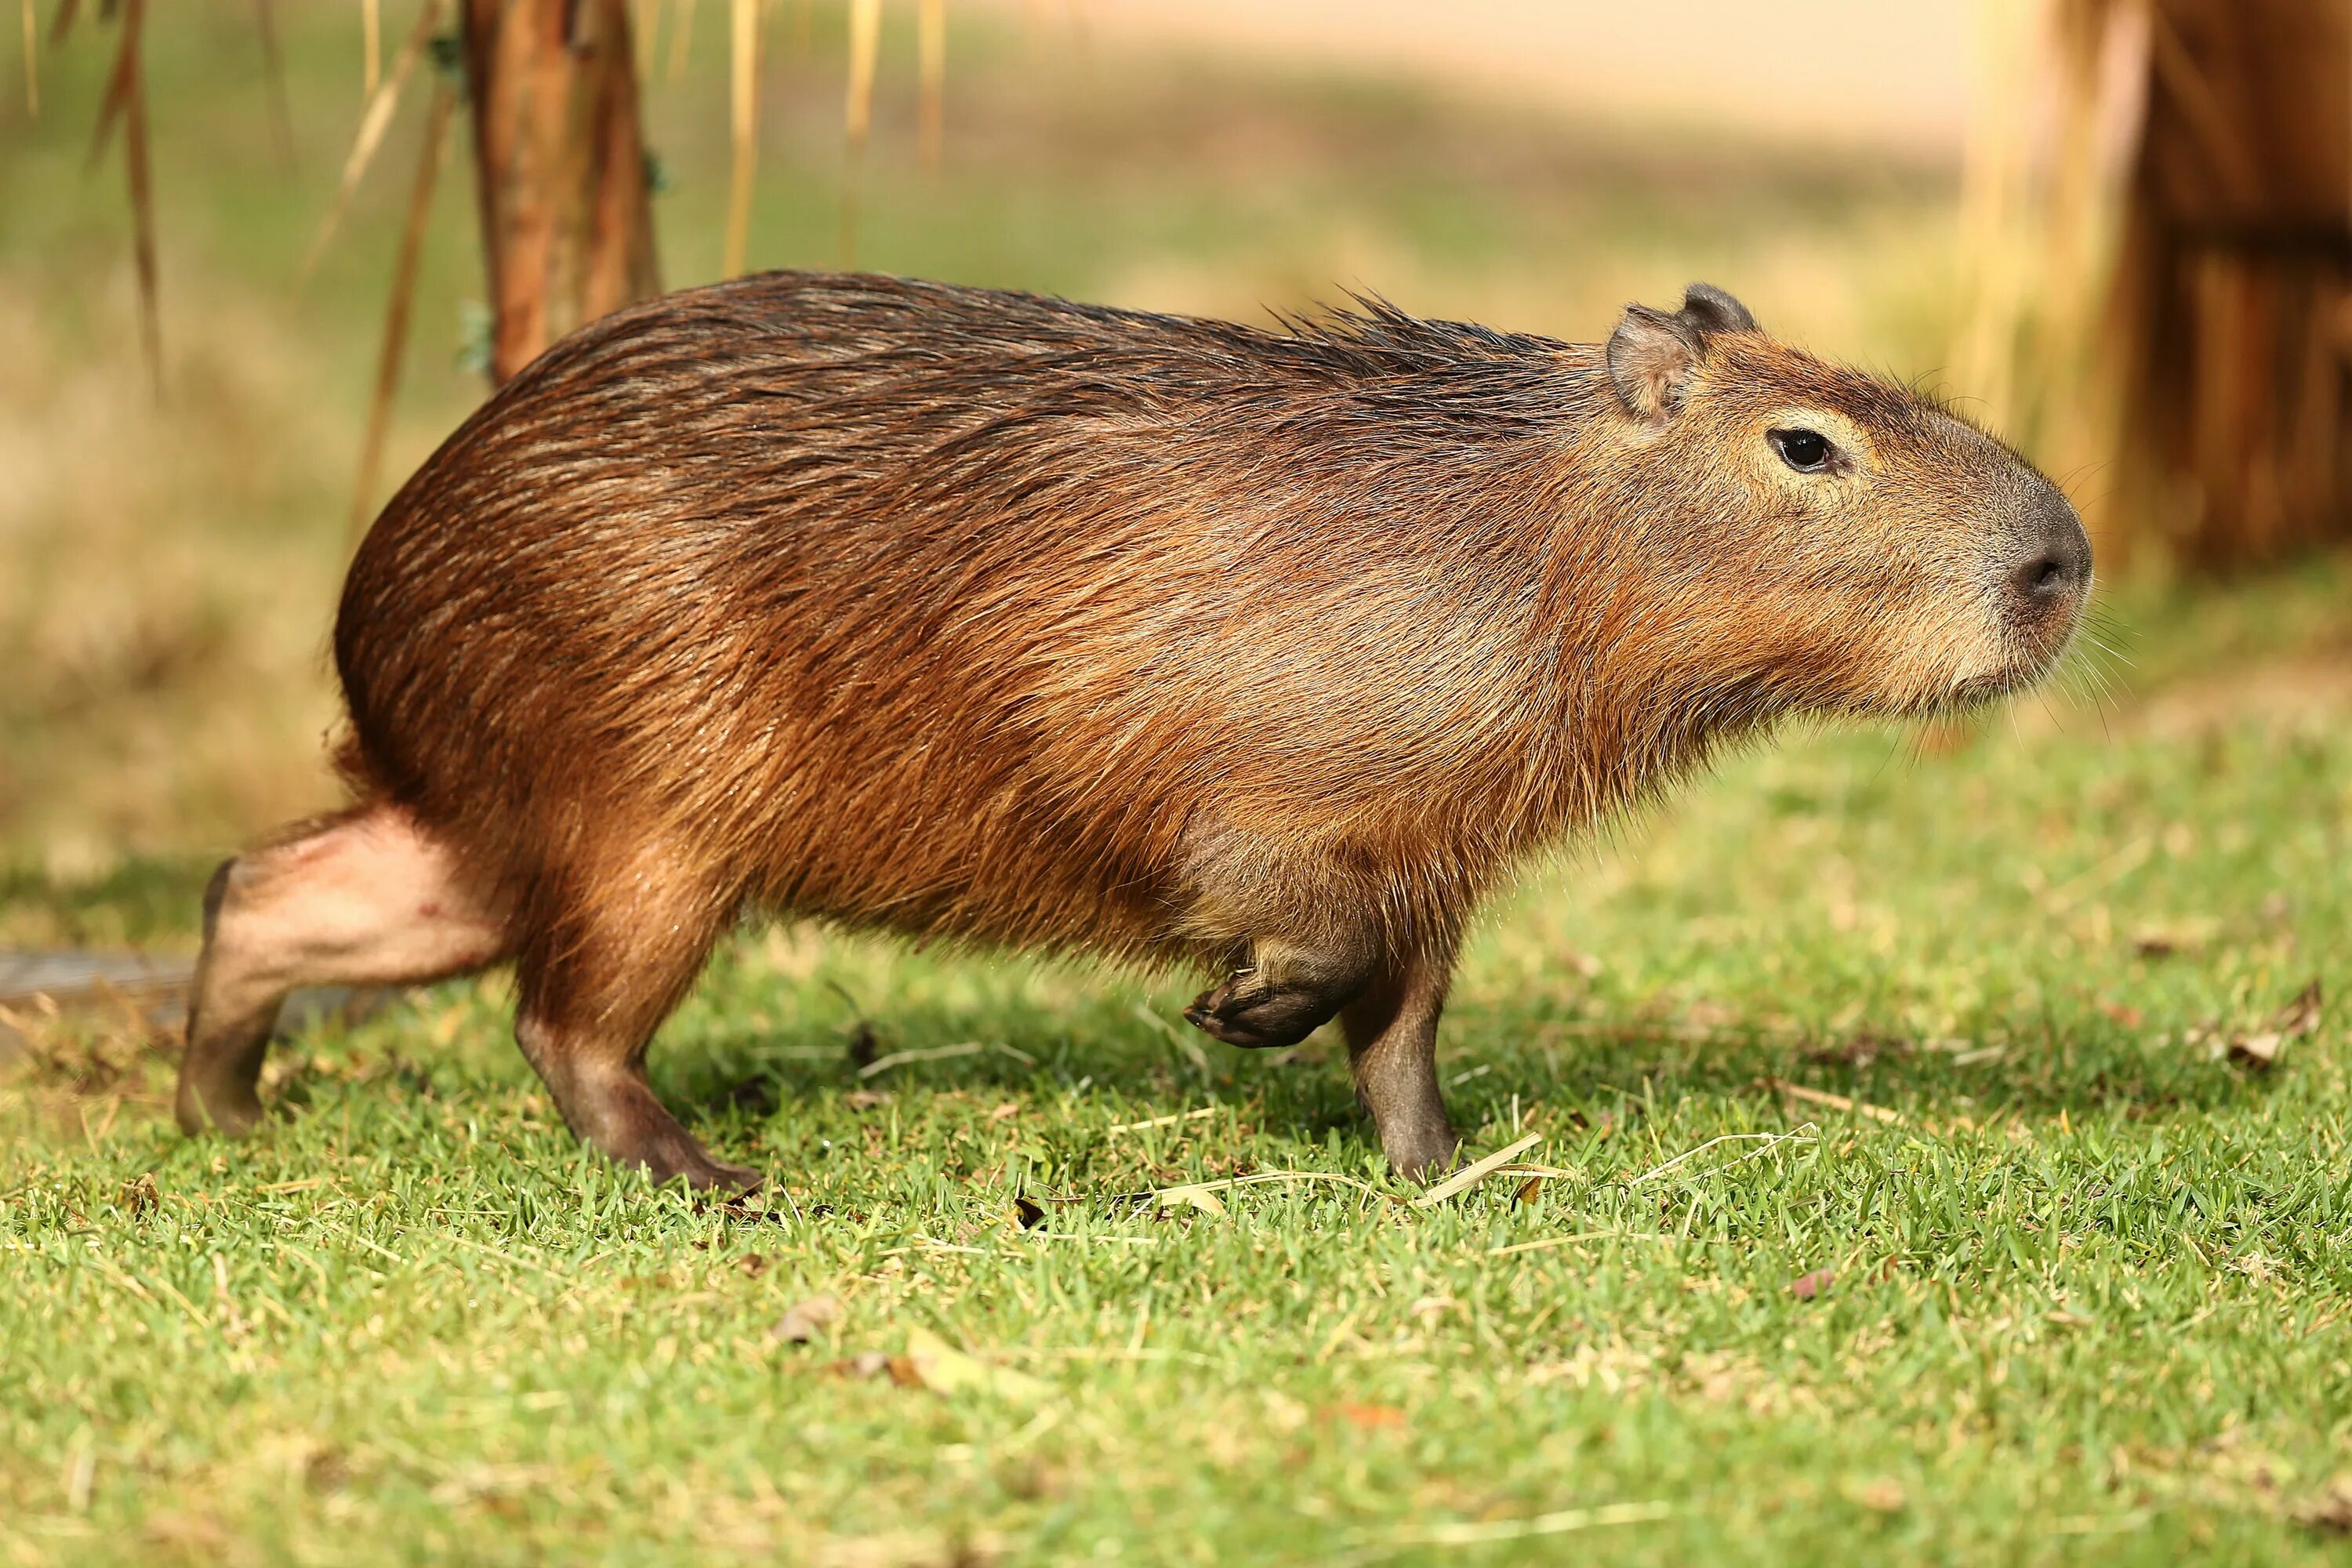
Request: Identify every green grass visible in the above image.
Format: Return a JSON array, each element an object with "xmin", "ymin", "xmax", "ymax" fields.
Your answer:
[
  {"xmin": 5, "ymin": 564, "xmax": 2350, "ymax": 1566},
  {"xmin": 6, "ymin": 8, "xmax": 2352, "ymax": 1564}
]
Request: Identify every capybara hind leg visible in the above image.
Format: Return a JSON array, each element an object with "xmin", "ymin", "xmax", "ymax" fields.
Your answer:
[
  {"xmin": 1341, "ymin": 952, "xmax": 1459, "ymax": 1180},
  {"xmin": 512, "ymin": 887, "xmax": 758, "ymax": 1195},
  {"xmin": 1185, "ymin": 935, "xmax": 1375, "ymax": 1049},
  {"xmin": 176, "ymin": 807, "xmax": 509, "ymax": 1138}
]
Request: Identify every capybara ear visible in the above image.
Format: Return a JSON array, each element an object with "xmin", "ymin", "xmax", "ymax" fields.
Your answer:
[
  {"xmin": 1606, "ymin": 285, "xmax": 1758, "ymax": 422},
  {"xmin": 1606, "ymin": 303, "xmax": 1705, "ymax": 423},
  {"xmin": 1678, "ymin": 282, "xmax": 1758, "ymax": 337}
]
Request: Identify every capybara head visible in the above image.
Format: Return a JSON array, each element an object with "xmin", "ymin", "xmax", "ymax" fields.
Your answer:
[{"xmin": 1594, "ymin": 284, "xmax": 2091, "ymax": 719}]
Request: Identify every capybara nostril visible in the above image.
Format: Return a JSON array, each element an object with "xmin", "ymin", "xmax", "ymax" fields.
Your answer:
[
  {"xmin": 2010, "ymin": 509, "xmax": 2091, "ymax": 608},
  {"xmin": 2018, "ymin": 552, "xmax": 2067, "ymax": 597}
]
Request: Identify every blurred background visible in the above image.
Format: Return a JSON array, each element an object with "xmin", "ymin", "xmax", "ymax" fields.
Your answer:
[{"xmin": 1, "ymin": 0, "xmax": 2347, "ymax": 929}]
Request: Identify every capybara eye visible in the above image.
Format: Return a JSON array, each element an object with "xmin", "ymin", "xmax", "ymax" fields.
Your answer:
[{"xmin": 1769, "ymin": 427, "xmax": 1834, "ymax": 473}]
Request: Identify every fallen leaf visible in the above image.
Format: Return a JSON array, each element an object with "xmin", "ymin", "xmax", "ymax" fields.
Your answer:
[
  {"xmin": 901, "ymin": 1327, "xmax": 1047, "ymax": 1402},
  {"xmin": 773, "ymin": 1294, "xmax": 844, "ymax": 1345},
  {"xmin": 2231, "ymin": 1032, "xmax": 2287, "ymax": 1069},
  {"xmin": 117, "ymin": 1173, "xmax": 158, "ymax": 1218},
  {"xmin": 1156, "ymin": 1185, "xmax": 1227, "ymax": 1217},
  {"xmin": 2229, "ymin": 979, "xmax": 2323, "ymax": 1071},
  {"xmin": 1805, "ymin": 1033, "xmax": 1909, "ymax": 1069},
  {"xmin": 1012, "ymin": 1196, "xmax": 1046, "ymax": 1229},
  {"xmin": 826, "ymin": 1349, "xmax": 889, "ymax": 1379},
  {"xmin": 1845, "ymin": 1477, "xmax": 1907, "ymax": 1513},
  {"xmin": 2296, "ymin": 1475, "xmax": 2352, "ymax": 1536},
  {"xmin": 1788, "ymin": 1267, "xmax": 1836, "ymax": 1300},
  {"xmin": 737, "ymin": 1252, "xmax": 770, "ymax": 1278},
  {"xmin": 2273, "ymin": 979, "xmax": 2324, "ymax": 1038},
  {"xmin": 989, "ymin": 1102, "xmax": 1020, "ymax": 1123},
  {"xmin": 844, "ymin": 1090, "xmax": 894, "ymax": 1111},
  {"xmin": 1766, "ymin": 1077, "xmax": 1906, "ymax": 1125},
  {"xmin": 1324, "ymin": 1402, "xmax": 1407, "ymax": 1432},
  {"xmin": 1512, "ymin": 1176, "xmax": 1544, "ymax": 1207}
]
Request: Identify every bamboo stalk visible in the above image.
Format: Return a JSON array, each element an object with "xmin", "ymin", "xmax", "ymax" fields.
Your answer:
[
  {"xmin": 846, "ymin": 0, "xmax": 880, "ymax": 147},
  {"xmin": 723, "ymin": 0, "xmax": 757, "ymax": 276},
  {"xmin": 842, "ymin": 0, "xmax": 880, "ymax": 263},
  {"xmin": 303, "ymin": 0, "xmax": 448, "ymax": 279},
  {"xmin": 666, "ymin": 0, "xmax": 695, "ymax": 85},
  {"xmin": 122, "ymin": 0, "xmax": 157, "ymax": 397},
  {"xmin": 84, "ymin": 0, "xmax": 158, "ymax": 394},
  {"xmin": 20, "ymin": 0, "xmax": 36, "ymax": 118},
  {"xmin": 583, "ymin": 0, "xmax": 659, "ymax": 318},
  {"xmin": 918, "ymin": 0, "xmax": 943, "ymax": 170},
  {"xmin": 353, "ymin": 80, "xmax": 455, "ymax": 538},
  {"xmin": 253, "ymin": 0, "xmax": 294, "ymax": 169}
]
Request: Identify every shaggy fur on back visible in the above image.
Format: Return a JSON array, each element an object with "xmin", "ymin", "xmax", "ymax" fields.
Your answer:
[
  {"xmin": 335, "ymin": 270, "xmax": 2063, "ymax": 994},
  {"xmin": 167, "ymin": 269, "xmax": 2085, "ymax": 1187}
]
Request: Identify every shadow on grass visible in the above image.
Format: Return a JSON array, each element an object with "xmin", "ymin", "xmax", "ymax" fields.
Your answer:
[
  {"xmin": 1433, "ymin": 1007, "xmax": 2271, "ymax": 1135},
  {"xmin": 645, "ymin": 984, "xmax": 2270, "ymax": 1166}
]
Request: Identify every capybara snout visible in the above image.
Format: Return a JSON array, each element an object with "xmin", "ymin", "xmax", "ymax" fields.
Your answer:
[
  {"xmin": 1602, "ymin": 291, "xmax": 2090, "ymax": 717},
  {"xmin": 178, "ymin": 270, "xmax": 2089, "ymax": 1189}
]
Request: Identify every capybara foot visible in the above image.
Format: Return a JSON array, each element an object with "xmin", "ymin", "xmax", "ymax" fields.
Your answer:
[
  {"xmin": 1382, "ymin": 1121, "xmax": 1462, "ymax": 1183},
  {"xmin": 615, "ymin": 1116, "xmax": 764, "ymax": 1196},
  {"xmin": 174, "ymin": 1062, "xmax": 266, "ymax": 1138},
  {"xmin": 553, "ymin": 1066, "xmax": 764, "ymax": 1194},
  {"xmin": 1184, "ymin": 938, "xmax": 1372, "ymax": 1049},
  {"xmin": 1185, "ymin": 970, "xmax": 1334, "ymax": 1049},
  {"xmin": 618, "ymin": 1123, "xmax": 764, "ymax": 1195},
  {"xmin": 670, "ymin": 1152, "xmax": 765, "ymax": 1196}
]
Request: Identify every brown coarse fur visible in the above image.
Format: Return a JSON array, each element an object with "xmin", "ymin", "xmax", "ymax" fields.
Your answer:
[{"xmin": 176, "ymin": 271, "xmax": 2091, "ymax": 1190}]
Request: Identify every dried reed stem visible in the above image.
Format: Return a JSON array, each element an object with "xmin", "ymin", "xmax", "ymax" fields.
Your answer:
[
  {"xmin": 20, "ymin": 0, "xmax": 37, "ymax": 118},
  {"xmin": 723, "ymin": 0, "xmax": 758, "ymax": 276},
  {"xmin": 666, "ymin": 0, "xmax": 695, "ymax": 85},
  {"xmin": 841, "ymin": 0, "xmax": 880, "ymax": 263},
  {"xmin": 253, "ymin": 0, "xmax": 295, "ymax": 169},
  {"xmin": 303, "ymin": 0, "xmax": 447, "ymax": 279},
  {"xmin": 353, "ymin": 81, "xmax": 456, "ymax": 539},
  {"xmin": 85, "ymin": 0, "xmax": 158, "ymax": 394},
  {"xmin": 918, "ymin": 0, "xmax": 944, "ymax": 169}
]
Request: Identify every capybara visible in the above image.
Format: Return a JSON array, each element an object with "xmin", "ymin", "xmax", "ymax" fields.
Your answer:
[{"xmin": 176, "ymin": 272, "xmax": 2090, "ymax": 1189}]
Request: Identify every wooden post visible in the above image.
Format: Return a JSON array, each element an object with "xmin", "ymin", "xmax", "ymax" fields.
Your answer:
[
  {"xmin": 461, "ymin": 0, "xmax": 661, "ymax": 387},
  {"xmin": 2111, "ymin": 0, "xmax": 2352, "ymax": 569}
]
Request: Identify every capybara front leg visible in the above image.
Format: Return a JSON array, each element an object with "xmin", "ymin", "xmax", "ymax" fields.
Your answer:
[
  {"xmin": 176, "ymin": 806, "xmax": 509, "ymax": 1138},
  {"xmin": 1185, "ymin": 935, "xmax": 1375, "ymax": 1050},
  {"xmin": 1340, "ymin": 951, "xmax": 1458, "ymax": 1180},
  {"xmin": 516, "ymin": 1014, "xmax": 760, "ymax": 1195}
]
